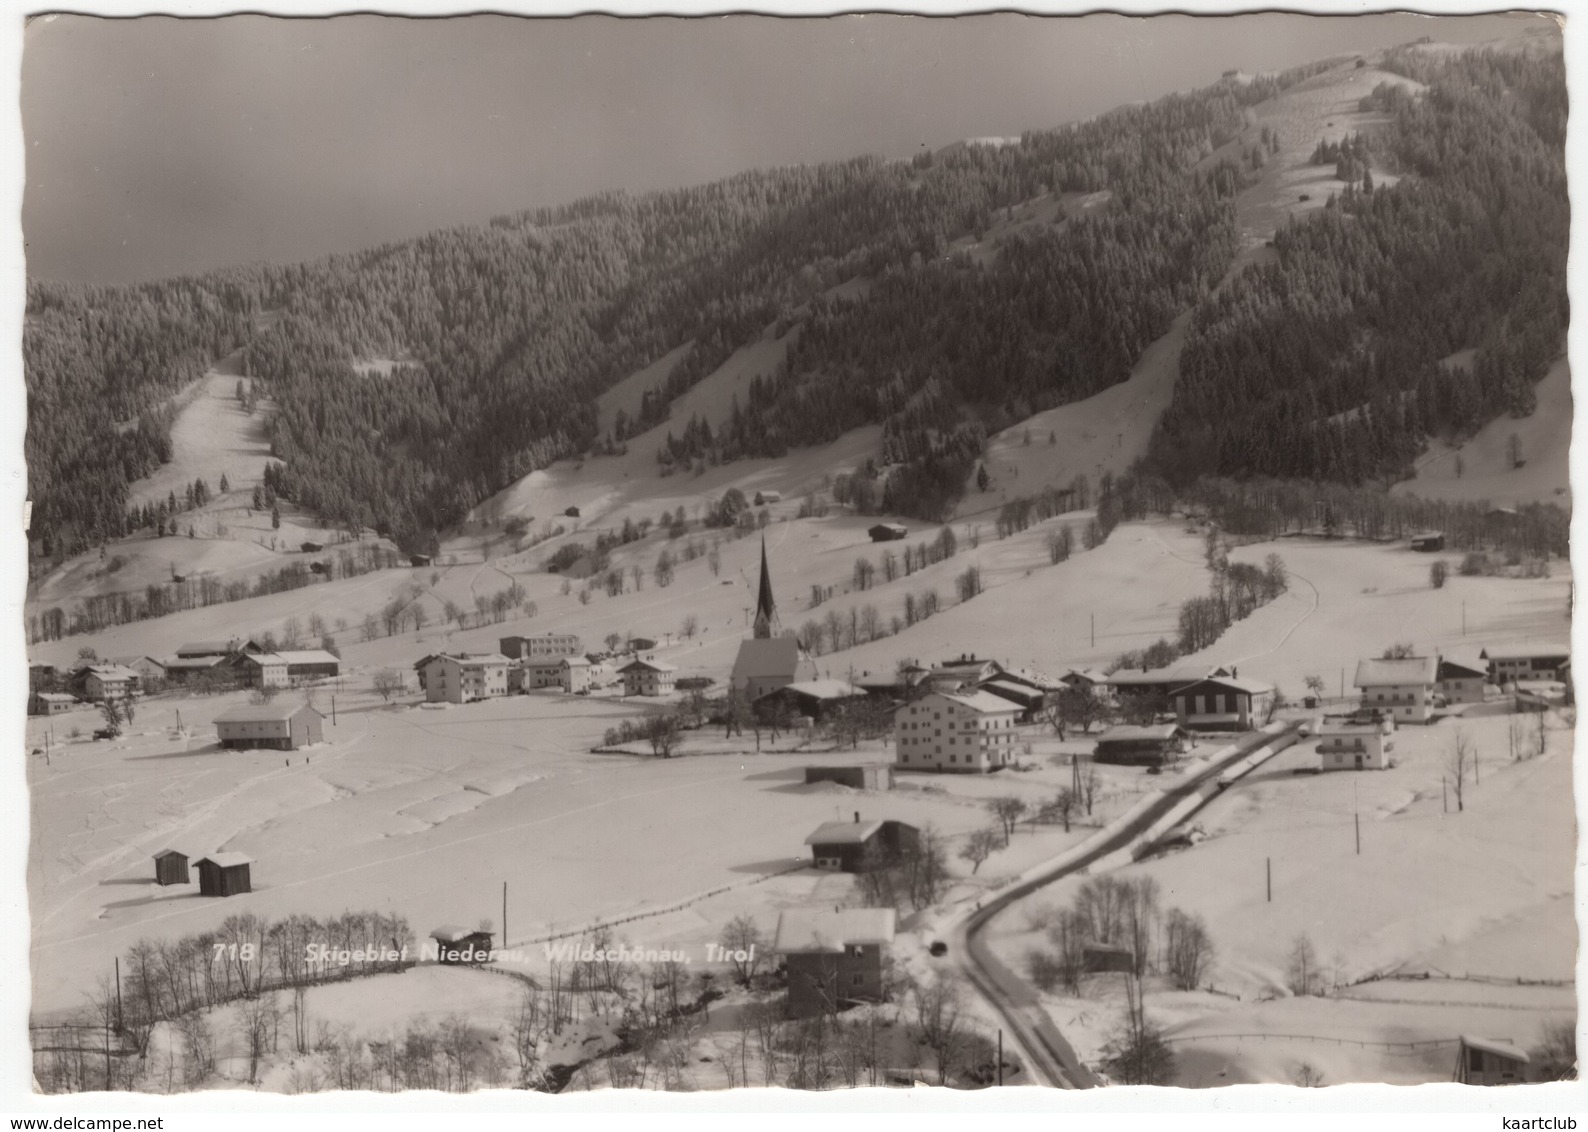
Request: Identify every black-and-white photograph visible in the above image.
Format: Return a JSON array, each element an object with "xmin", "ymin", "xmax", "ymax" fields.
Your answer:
[{"xmin": 14, "ymin": 6, "xmax": 1576, "ymax": 1105}]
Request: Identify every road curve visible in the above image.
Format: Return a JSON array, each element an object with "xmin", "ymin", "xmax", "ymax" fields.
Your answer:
[{"xmin": 957, "ymin": 722, "xmax": 1301, "ymax": 1089}]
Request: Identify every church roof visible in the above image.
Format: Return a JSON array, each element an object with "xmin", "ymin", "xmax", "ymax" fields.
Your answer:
[
  {"xmin": 754, "ymin": 537, "xmax": 778, "ymax": 633},
  {"xmin": 733, "ymin": 636, "xmax": 801, "ymax": 682}
]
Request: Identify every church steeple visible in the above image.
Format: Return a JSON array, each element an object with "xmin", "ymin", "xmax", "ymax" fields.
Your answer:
[{"xmin": 753, "ymin": 537, "xmax": 777, "ymax": 639}]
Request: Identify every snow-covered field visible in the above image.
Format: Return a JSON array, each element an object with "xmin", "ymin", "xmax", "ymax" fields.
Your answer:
[
  {"xmin": 28, "ymin": 679, "xmax": 1154, "ymax": 1021},
  {"xmin": 27, "ymin": 498, "xmax": 1573, "ymax": 1093},
  {"xmin": 984, "ymin": 705, "xmax": 1575, "ymax": 1086}
]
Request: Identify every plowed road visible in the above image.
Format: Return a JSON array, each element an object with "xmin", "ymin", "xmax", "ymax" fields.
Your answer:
[{"xmin": 955, "ymin": 722, "xmax": 1301, "ymax": 1088}]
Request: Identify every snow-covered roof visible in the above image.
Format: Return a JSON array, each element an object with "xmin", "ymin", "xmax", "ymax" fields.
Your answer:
[
  {"xmin": 214, "ymin": 702, "xmax": 321, "ymax": 724},
  {"xmin": 937, "ymin": 690, "xmax": 1022, "ymax": 715},
  {"xmin": 1460, "ymin": 1035, "xmax": 1529, "ymax": 1063},
  {"xmin": 774, "ymin": 908, "xmax": 896, "ymax": 953},
  {"xmin": 732, "ymin": 637, "xmax": 801, "ymax": 681},
  {"xmin": 1062, "ymin": 668, "xmax": 1111, "ymax": 685},
  {"xmin": 805, "ymin": 820, "xmax": 885, "ymax": 846},
  {"xmin": 177, "ymin": 640, "xmax": 237, "ymax": 656},
  {"xmin": 108, "ymin": 655, "xmax": 161, "ymax": 669},
  {"xmin": 195, "ymin": 852, "xmax": 252, "ymax": 868},
  {"xmin": 163, "ymin": 656, "xmax": 226, "ymax": 670},
  {"xmin": 1481, "ymin": 643, "xmax": 1570, "ymax": 662},
  {"xmin": 36, "ymin": 692, "xmax": 76, "ymax": 703},
  {"xmin": 1316, "ymin": 720, "xmax": 1386, "ymax": 737},
  {"xmin": 1106, "ymin": 665, "xmax": 1220, "ymax": 687},
  {"xmin": 1437, "ymin": 654, "xmax": 1488, "ymax": 678},
  {"xmin": 273, "ymin": 649, "xmax": 340, "ymax": 666},
  {"xmin": 562, "ymin": 656, "xmax": 591, "ymax": 667},
  {"xmin": 996, "ymin": 666, "xmax": 1066, "ymax": 691},
  {"xmin": 429, "ymin": 924, "xmax": 491, "ymax": 943},
  {"xmin": 235, "ymin": 652, "xmax": 288, "ymax": 666},
  {"xmin": 1354, "ymin": 657, "xmax": 1438, "ymax": 687},
  {"xmin": 1097, "ymin": 723, "xmax": 1185, "ymax": 743},
  {"xmin": 152, "ymin": 848, "xmax": 187, "ymax": 860},
  {"xmin": 1175, "ymin": 675, "xmax": 1275, "ymax": 696},
  {"xmin": 86, "ymin": 664, "xmax": 140, "ymax": 680},
  {"xmin": 620, "ymin": 658, "xmax": 677, "ymax": 674},
  {"xmin": 445, "ymin": 652, "xmax": 510, "ymax": 667},
  {"xmin": 979, "ymin": 679, "xmax": 1045, "ymax": 703},
  {"xmin": 773, "ymin": 679, "xmax": 867, "ymax": 701}
]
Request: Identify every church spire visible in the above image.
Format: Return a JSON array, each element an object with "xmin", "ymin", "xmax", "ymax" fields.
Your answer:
[{"xmin": 753, "ymin": 536, "xmax": 777, "ymax": 639}]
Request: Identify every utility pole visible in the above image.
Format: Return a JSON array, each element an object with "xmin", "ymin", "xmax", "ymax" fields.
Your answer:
[
  {"xmin": 1442, "ymin": 775, "xmax": 1448, "ymax": 814},
  {"xmin": 332, "ymin": 696, "xmax": 337, "ymax": 726},
  {"xmin": 1090, "ymin": 613, "xmax": 1095, "ymax": 648},
  {"xmin": 1462, "ymin": 602, "xmax": 1466, "ymax": 636},
  {"xmin": 503, "ymin": 881, "xmax": 508, "ymax": 949},
  {"xmin": 1266, "ymin": 857, "xmax": 1272, "ymax": 903},
  {"xmin": 998, "ymin": 1029, "xmax": 1004, "ymax": 1086},
  {"xmin": 114, "ymin": 957, "xmax": 123, "ymax": 1033},
  {"xmin": 1354, "ymin": 778, "xmax": 1360, "ymax": 856}
]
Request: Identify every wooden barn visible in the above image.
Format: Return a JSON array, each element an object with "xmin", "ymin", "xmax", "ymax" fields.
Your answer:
[
  {"xmin": 430, "ymin": 925, "xmax": 494, "ymax": 964},
  {"xmin": 804, "ymin": 815, "xmax": 920, "ymax": 872},
  {"xmin": 162, "ymin": 655, "xmax": 228, "ymax": 686},
  {"xmin": 176, "ymin": 639, "xmax": 244, "ymax": 659},
  {"xmin": 1082, "ymin": 941, "xmax": 1136, "ymax": 974},
  {"xmin": 1168, "ymin": 673, "xmax": 1275, "ymax": 731},
  {"xmin": 1409, "ymin": 531, "xmax": 1446, "ymax": 552},
  {"xmin": 1455, "ymin": 1035, "xmax": 1529, "ymax": 1085},
  {"xmin": 1437, "ymin": 655, "xmax": 1489, "ymax": 705},
  {"xmin": 194, "ymin": 853, "xmax": 252, "ymax": 897},
  {"xmin": 753, "ymin": 490, "xmax": 782, "ymax": 505},
  {"xmin": 976, "ymin": 677, "xmax": 1049, "ymax": 721},
  {"xmin": 153, "ymin": 849, "xmax": 189, "ymax": 886},
  {"xmin": 755, "ymin": 679, "xmax": 867, "ymax": 722},
  {"xmin": 1093, "ymin": 723, "xmax": 1189, "ymax": 766},
  {"xmin": 803, "ymin": 765, "xmax": 892, "ymax": 791},
  {"xmin": 868, "ymin": 522, "xmax": 908, "ymax": 542}
]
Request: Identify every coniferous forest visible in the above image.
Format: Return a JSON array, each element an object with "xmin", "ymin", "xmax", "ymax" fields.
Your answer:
[
  {"xmin": 24, "ymin": 44, "xmax": 1566, "ymax": 564},
  {"xmin": 1146, "ymin": 47, "xmax": 1568, "ymax": 487}
]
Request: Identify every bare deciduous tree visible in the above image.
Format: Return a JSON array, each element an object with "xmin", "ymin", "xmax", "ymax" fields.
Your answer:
[
  {"xmin": 1164, "ymin": 908, "xmax": 1214, "ymax": 991},
  {"xmin": 1286, "ymin": 933, "xmax": 1320, "ymax": 996},
  {"xmin": 958, "ymin": 827, "xmax": 999, "ymax": 875},
  {"xmin": 988, "ymin": 797, "xmax": 1027, "ymax": 845},
  {"xmin": 1449, "ymin": 729, "xmax": 1473, "ymax": 812},
  {"xmin": 372, "ymin": 669, "xmax": 403, "ymax": 702}
]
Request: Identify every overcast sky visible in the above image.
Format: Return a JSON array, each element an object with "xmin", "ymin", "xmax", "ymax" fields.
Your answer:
[{"xmin": 22, "ymin": 11, "xmax": 1543, "ymax": 285}]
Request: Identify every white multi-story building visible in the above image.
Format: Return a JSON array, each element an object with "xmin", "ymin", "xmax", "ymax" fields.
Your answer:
[
  {"xmin": 420, "ymin": 653, "xmax": 510, "ymax": 703},
  {"xmin": 500, "ymin": 634, "xmax": 583, "ymax": 661},
  {"xmin": 893, "ymin": 690, "xmax": 1020, "ymax": 773},
  {"xmin": 619, "ymin": 658, "xmax": 676, "ymax": 697},
  {"xmin": 1354, "ymin": 656, "xmax": 1438, "ymax": 724}
]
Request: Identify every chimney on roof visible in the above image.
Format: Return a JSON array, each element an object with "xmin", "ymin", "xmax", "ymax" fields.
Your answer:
[
  {"xmin": 1233, "ymin": 666, "xmax": 1238, "ymax": 678},
  {"xmin": 854, "ymin": 811, "xmax": 860, "ymax": 823}
]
